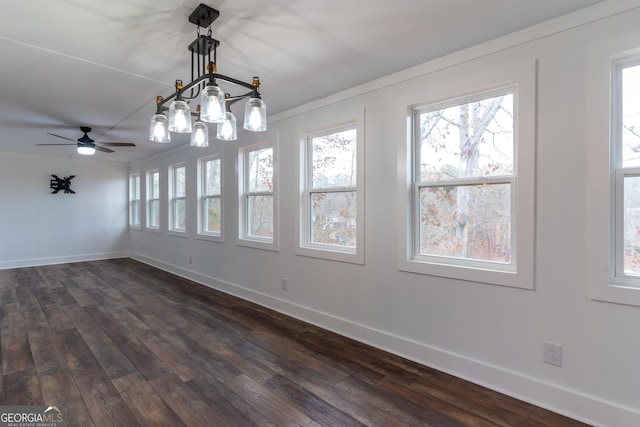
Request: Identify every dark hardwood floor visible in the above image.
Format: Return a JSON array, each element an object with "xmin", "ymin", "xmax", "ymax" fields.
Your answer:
[{"xmin": 0, "ymin": 258, "xmax": 589, "ymax": 426}]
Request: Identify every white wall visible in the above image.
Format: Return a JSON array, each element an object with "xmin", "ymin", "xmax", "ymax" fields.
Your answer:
[
  {"xmin": 0, "ymin": 152, "xmax": 129, "ymax": 268},
  {"xmin": 130, "ymin": 3, "xmax": 640, "ymax": 426}
]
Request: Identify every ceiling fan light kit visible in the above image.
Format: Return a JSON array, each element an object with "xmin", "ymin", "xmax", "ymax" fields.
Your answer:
[
  {"xmin": 150, "ymin": 3, "xmax": 267, "ymax": 144},
  {"xmin": 38, "ymin": 126, "xmax": 136, "ymax": 155}
]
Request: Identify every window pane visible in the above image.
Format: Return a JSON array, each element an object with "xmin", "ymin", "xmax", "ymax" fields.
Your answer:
[
  {"xmin": 624, "ymin": 176, "xmax": 640, "ymax": 274},
  {"xmin": 205, "ymin": 159, "xmax": 221, "ymax": 195},
  {"xmin": 311, "ymin": 129, "xmax": 357, "ymax": 188},
  {"xmin": 310, "ymin": 191, "xmax": 356, "ymax": 247},
  {"xmin": 622, "ymin": 65, "xmax": 640, "ymax": 167},
  {"xmin": 175, "ymin": 166, "xmax": 186, "ymax": 197},
  {"xmin": 205, "ymin": 197, "xmax": 221, "ymax": 233},
  {"xmin": 418, "ymin": 94, "xmax": 514, "ymax": 181},
  {"xmin": 150, "ymin": 200, "xmax": 159, "ymax": 227},
  {"xmin": 419, "ymin": 183, "xmax": 511, "ymax": 262},
  {"xmin": 153, "ymin": 172, "xmax": 159, "ymax": 197},
  {"xmin": 131, "ymin": 200, "xmax": 140, "ymax": 225},
  {"xmin": 174, "ymin": 199, "xmax": 186, "ymax": 230},
  {"xmin": 248, "ymin": 195, "xmax": 273, "ymax": 237},
  {"xmin": 248, "ymin": 148, "xmax": 273, "ymax": 192}
]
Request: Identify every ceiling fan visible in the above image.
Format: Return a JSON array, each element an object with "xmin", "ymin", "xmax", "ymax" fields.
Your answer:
[{"xmin": 36, "ymin": 126, "xmax": 136, "ymax": 155}]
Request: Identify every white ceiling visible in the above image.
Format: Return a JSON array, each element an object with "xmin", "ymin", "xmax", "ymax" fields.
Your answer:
[{"xmin": 0, "ymin": 0, "xmax": 607, "ymax": 163}]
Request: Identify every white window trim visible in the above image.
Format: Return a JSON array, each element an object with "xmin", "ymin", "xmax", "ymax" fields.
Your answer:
[
  {"xmin": 146, "ymin": 169, "xmax": 160, "ymax": 232},
  {"xmin": 296, "ymin": 116, "xmax": 365, "ymax": 265},
  {"xmin": 397, "ymin": 60, "xmax": 536, "ymax": 289},
  {"xmin": 197, "ymin": 154, "xmax": 224, "ymax": 243},
  {"xmin": 168, "ymin": 163, "xmax": 186, "ymax": 235},
  {"xmin": 587, "ymin": 43, "xmax": 640, "ymax": 306},
  {"xmin": 129, "ymin": 173, "xmax": 141, "ymax": 229},
  {"xmin": 237, "ymin": 138, "xmax": 279, "ymax": 251}
]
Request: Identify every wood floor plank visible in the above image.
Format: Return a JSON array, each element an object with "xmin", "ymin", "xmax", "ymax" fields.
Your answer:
[
  {"xmin": 54, "ymin": 328, "xmax": 103, "ymax": 378},
  {"xmin": 28, "ymin": 327, "xmax": 68, "ymax": 377},
  {"xmin": 186, "ymin": 375, "xmax": 275, "ymax": 427},
  {"xmin": 0, "ymin": 286, "xmax": 17, "ymax": 304},
  {"xmin": 1, "ymin": 368, "xmax": 43, "ymax": 405},
  {"xmin": 161, "ymin": 329, "xmax": 241, "ymax": 383},
  {"xmin": 41, "ymin": 303, "xmax": 74, "ymax": 331},
  {"xmin": 40, "ymin": 369, "xmax": 95, "ymax": 427},
  {"xmin": 0, "ymin": 302, "xmax": 25, "ymax": 336},
  {"xmin": 137, "ymin": 330, "xmax": 201, "ymax": 382},
  {"xmin": 264, "ymin": 374, "xmax": 367, "ymax": 427},
  {"xmin": 113, "ymin": 372, "xmax": 186, "ymax": 427},
  {"xmin": 186, "ymin": 329, "xmax": 276, "ymax": 384},
  {"xmin": 64, "ymin": 305, "xmax": 136, "ymax": 380},
  {"xmin": 21, "ymin": 304, "xmax": 50, "ymax": 331},
  {"xmin": 2, "ymin": 331, "xmax": 35, "ymax": 374},
  {"xmin": 85, "ymin": 304, "xmax": 171, "ymax": 381},
  {"xmin": 75, "ymin": 372, "xmax": 141, "ymax": 427},
  {"xmin": 226, "ymin": 374, "xmax": 322, "ymax": 427},
  {"xmin": 149, "ymin": 372, "xmax": 229, "ymax": 426}
]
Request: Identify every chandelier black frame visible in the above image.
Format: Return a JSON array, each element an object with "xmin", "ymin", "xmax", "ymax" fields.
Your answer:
[{"xmin": 149, "ymin": 4, "xmax": 267, "ymax": 146}]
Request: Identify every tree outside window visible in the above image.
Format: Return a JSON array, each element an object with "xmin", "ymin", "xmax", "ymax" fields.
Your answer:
[
  {"xmin": 415, "ymin": 91, "xmax": 514, "ymax": 264},
  {"xmin": 202, "ymin": 157, "xmax": 222, "ymax": 235},
  {"xmin": 307, "ymin": 127, "xmax": 357, "ymax": 248},
  {"xmin": 244, "ymin": 145, "xmax": 274, "ymax": 239}
]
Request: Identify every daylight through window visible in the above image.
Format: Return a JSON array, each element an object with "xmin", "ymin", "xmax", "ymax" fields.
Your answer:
[{"xmin": 414, "ymin": 89, "xmax": 515, "ymax": 266}]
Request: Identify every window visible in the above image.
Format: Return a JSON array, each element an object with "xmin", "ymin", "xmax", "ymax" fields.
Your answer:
[
  {"xmin": 198, "ymin": 155, "xmax": 222, "ymax": 240},
  {"xmin": 169, "ymin": 163, "xmax": 186, "ymax": 233},
  {"xmin": 298, "ymin": 123, "xmax": 364, "ymax": 263},
  {"xmin": 587, "ymin": 46, "xmax": 640, "ymax": 306},
  {"xmin": 146, "ymin": 169, "xmax": 160, "ymax": 230},
  {"xmin": 398, "ymin": 61, "xmax": 535, "ymax": 288},
  {"xmin": 414, "ymin": 90, "xmax": 514, "ymax": 266},
  {"xmin": 611, "ymin": 58, "xmax": 640, "ymax": 288},
  {"xmin": 129, "ymin": 173, "xmax": 140, "ymax": 228},
  {"xmin": 239, "ymin": 142, "xmax": 277, "ymax": 249}
]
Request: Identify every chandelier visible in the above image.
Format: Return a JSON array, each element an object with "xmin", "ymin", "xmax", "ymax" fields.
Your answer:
[{"xmin": 149, "ymin": 4, "xmax": 267, "ymax": 147}]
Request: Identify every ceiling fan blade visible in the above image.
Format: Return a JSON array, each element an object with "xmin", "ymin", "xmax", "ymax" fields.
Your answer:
[
  {"xmin": 35, "ymin": 143, "xmax": 76, "ymax": 146},
  {"xmin": 98, "ymin": 142, "xmax": 136, "ymax": 147},
  {"xmin": 46, "ymin": 132, "xmax": 75, "ymax": 142},
  {"xmin": 95, "ymin": 146, "xmax": 114, "ymax": 153}
]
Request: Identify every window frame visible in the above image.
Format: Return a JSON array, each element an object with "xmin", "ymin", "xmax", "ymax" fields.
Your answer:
[
  {"xmin": 146, "ymin": 169, "xmax": 160, "ymax": 231},
  {"xmin": 397, "ymin": 60, "xmax": 536, "ymax": 289},
  {"xmin": 168, "ymin": 163, "xmax": 187, "ymax": 235},
  {"xmin": 297, "ymin": 120, "xmax": 365, "ymax": 264},
  {"xmin": 197, "ymin": 154, "xmax": 223, "ymax": 242},
  {"xmin": 610, "ymin": 56, "xmax": 640, "ymax": 288},
  {"xmin": 412, "ymin": 88, "xmax": 517, "ymax": 272},
  {"xmin": 587, "ymin": 44, "xmax": 640, "ymax": 307},
  {"xmin": 237, "ymin": 140, "xmax": 279, "ymax": 251},
  {"xmin": 129, "ymin": 173, "xmax": 141, "ymax": 229}
]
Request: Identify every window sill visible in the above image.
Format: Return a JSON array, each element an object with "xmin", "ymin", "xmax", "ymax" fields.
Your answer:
[
  {"xmin": 296, "ymin": 245, "xmax": 364, "ymax": 265},
  {"xmin": 197, "ymin": 233, "xmax": 224, "ymax": 243},
  {"xmin": 398, "ymin": 257, "xmax": 533, "ymax": 289}
]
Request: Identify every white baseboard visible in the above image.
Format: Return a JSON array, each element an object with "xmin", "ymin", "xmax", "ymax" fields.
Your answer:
[
  {"xmin": 0, "ymin": 251, "xmax": 129, "ymax": 270},
  {"xmin": 130, "ymin": 251, "xmax": 639, "ymax": 427}
]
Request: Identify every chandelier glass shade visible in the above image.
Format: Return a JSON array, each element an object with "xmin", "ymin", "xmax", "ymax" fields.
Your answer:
[
  {"xmin": 217, "ymin": 111, "xmax": 237, "ymax": 141},
  {"xmin": 191, "ymin": 119, "xmax": 209, "ymax": 147},
  {"xmin": 244, "ymin": 97, "xmax": 267, "ymax": 132},
  {"xmin": 168, "ymin": 99, "xmax": 192, "ymax": 133},
  {"xmin": 200, "ymin": 84, "xmax": 226, "ymax": 123},
  {"xmin": 150, "ymin": 113, "xmax": 171, "ymax": 143},
  {"xmin": 150, "ymin": 4, "xmax": 266, "ymax": 144}
]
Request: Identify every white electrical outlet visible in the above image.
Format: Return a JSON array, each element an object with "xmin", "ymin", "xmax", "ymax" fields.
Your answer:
[
  {"xmin": 281, "ymin": 278, "xmax": 287, "ymax": 291},
  {"xmin": 543, "ymin": 341, "xmax": 562, "ymax": 367}
]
